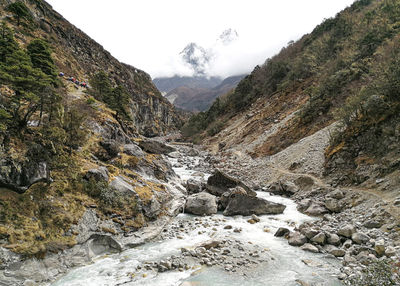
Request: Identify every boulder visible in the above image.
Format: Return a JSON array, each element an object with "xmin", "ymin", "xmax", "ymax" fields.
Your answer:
[
  {"xmin": 84, "ymin": 167, "xmax": 109, "ymax": 182},
  {"xmin": 206, "ymin": 170, "xmax": 256, "ymax": 197},
  {"xmin": 274, "ymin": 227, "xmax": 290, "ymax": 237},
  {"xmin": 123, "ymin": 144, "xmax": 144, "ymax": 157},
  {"xmin": 288, "ymin": 232, "xmax": 307, "ymax": 246},
  {"xmin": 267, "ymin": 180, "xmax": 298, "ymax": 197},
  {"xmin": 310, "ymin": 233, "xmax": 326, "ymax": 245},
  {"xmin": 337, "ymin": 225, "xmax": 356, "ymax": 238},
  {"xmin": 223, "ymin": 194, "xmax": 286, "ymax": 216},
  {"xmin": 324, "ymin": 198, "xmax": 343, "ymax": 213},
  {"xmin": 301, "ymin": 243, "xmax": 319, "ymax": 253},
  {"xmin": 351, "ymin": 233, "xmax": 370, "ymax": 244},
  {"xmin": 185, "ymin": 192, "xmax": 218, "ymax": 216},
  {"xmin": 326, "ymin": 233, "xmax": 341, "ymax": 246},
  {"xmin": 305, "ymin": 202, "xmax": 328, "ymax": 216},
  {"xmin": 88, "ymin": 234, "xmax": 122, "ymax": 256},
  {"xmin": 138, "ymin": 139, "xmax": 175, "ymax": 154}
]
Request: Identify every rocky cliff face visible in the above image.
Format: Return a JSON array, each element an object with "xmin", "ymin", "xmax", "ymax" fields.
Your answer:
[
  {"xmin": 0, "ymin": 0, "xmax": 186, "ymax": 268},
  {"xmin": 0, "ymin": 0, "xmax": 181, "ymax": 136}
]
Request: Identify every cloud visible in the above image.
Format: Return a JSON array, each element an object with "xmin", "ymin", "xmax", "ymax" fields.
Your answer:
[{"xmin": 46, "ymin": 0, "xmax": 356, "ymax": 79}]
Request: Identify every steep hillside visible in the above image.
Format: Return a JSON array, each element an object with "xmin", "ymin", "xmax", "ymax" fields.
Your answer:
[
  {"xmin": 0, "ymin": 0, "xmax": 181, "ymax": 137},
  {"xmin": 0, "ymin": 0, "xmax": 184, "ymax": 268},
  {"xmin": 165, "ymin": 75, "xmax": 245, "ymax": 112},
  {"xmin": 183, "ymin": 0, "xmax": 400, "ymax": 191}
]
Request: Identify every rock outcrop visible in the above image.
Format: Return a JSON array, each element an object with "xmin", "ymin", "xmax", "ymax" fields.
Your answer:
[{"xmin": 0, "ymin": 155, "xmax": 49, "ymax": 193}]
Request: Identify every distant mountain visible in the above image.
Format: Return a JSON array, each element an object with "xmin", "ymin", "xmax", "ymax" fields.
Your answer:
[
  {"xmin": 164, "ymin": 74, "xmax": 246, "ymax": 112},
  {"xmin": 153, "ymin": 29, "xmax": 242, "ymax": 111},
  {"xmin": 153, "ymin": 76, "xmax": 222, "ymax": 94},
  {"xmin": 179, "ymin": 43, "xmax": 210, "ymax": 76}
]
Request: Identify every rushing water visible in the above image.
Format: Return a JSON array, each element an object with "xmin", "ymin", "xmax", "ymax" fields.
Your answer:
[{"xmin": 51, "ymin": 153, "xmax": 342, "ymax": 286}]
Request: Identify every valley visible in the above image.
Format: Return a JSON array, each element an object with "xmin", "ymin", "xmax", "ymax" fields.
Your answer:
[{"xmin": 1, "ymin": 0, "xmax": 400, "ymax": 285}]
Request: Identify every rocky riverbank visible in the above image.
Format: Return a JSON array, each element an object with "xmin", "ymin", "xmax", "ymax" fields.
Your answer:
[{"xmin": 2, "ymin": 139, "xmax": 399, "ymax": 285}]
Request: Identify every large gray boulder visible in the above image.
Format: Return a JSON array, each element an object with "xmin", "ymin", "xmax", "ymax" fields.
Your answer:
[
  {"xmin": 223, "ymin": 194, "xmax": 286, "ymax": 216},
  {"xmin": 206, "ymin": 170, "xmax": 256, "ymax": 197},
  {"xmin": 185, "ymin": 192, "xmax": 218, "ymax": 215},
  {"xmin": 138, "ymin": 139, "xmax": 175, "ymax": 154}
]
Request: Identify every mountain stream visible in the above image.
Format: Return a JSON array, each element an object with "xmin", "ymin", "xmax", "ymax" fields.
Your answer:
[{"xmin": 50, "ymin": 149, "xmax": 342, "ymax": 286}]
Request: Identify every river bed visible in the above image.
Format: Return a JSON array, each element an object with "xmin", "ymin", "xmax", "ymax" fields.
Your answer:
[{"xmin": 50, "ymin": 151, "xmax": 342, "ymax": 286}]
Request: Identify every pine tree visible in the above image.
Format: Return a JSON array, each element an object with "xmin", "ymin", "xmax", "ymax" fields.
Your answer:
[{"xmin": 6, "ymin": 1, "xmax": 33, "ymax": 27}]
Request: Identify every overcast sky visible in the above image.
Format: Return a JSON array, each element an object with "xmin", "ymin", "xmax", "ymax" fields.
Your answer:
[{"xmin": 46, "ymin": 0, "xmax": 355, "ymax": 79}]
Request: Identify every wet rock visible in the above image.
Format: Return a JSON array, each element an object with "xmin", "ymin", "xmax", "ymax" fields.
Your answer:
[
  {"xmin": 301, "ymin": 243, "xmax": 319, "ymax": 253},
  {"xmin": 274, "ymin": 227, "xmax": 290, "ymax": 237},
  {"xmin": 338, "ymin": 225, "xmax": 356, "ymax": 238},
  {"xmin": 223, "ymin": 194, "xmax": 286, "ymax": 216},
  {"xmin": 206, "ymin": 170, "xmax": 256, "ymax": 196},
  {"xmin": 267, "ymin": 180, "xmax": 298, "ymax": 197},
  {"xmin": 185, "ymin": 192, "xmax": 218, "ymax": 216},
  {"xmin": 123, "ymin": 144, "xmax": 144, "ymax": 157},
  {"xmin": 251, "ymin": 214, "xmax": 260, "ymax": 222},
  {"xmin": 351, "ymin": 233, "xmax": 370, "ymax": 245},
  {"xmin": 288, "ymin": 232, "xmax": 307, "ymax": 246},
  {"xmin": 84, "ymin": 167, "xmax": 109, "ymax": 182},
  {"xmin": 138, "ymin": 139, "xmax": 175, "ymax": 154}
]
